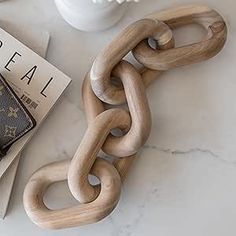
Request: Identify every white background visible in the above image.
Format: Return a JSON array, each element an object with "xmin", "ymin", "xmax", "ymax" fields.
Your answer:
[{"xmin": 0, "ymin": 0, "xmax": 235, "ymax": 235}]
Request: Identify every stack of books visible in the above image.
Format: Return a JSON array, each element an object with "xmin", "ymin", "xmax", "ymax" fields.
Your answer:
[{"xmin": 0, "ymin": 23, "xmax": 71, "ymax": 218}]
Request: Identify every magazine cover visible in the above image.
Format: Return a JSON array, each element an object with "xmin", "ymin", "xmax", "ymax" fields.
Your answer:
[
  {"xmin": 0, "ymin": 27, "xmax": 71, "ymax": 178},
  {"xmin": 0, "ymin": 23, "xmax": 51, "ymax": 218}
]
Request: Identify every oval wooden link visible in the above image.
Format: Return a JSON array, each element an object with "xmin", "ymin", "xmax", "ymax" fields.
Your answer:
[
  {"xmin": 68, "ymin": 108, "xmax": 131, "ymax": 203},
  {"xmin": 82, "ymin": 71, "xmax": 137, "ymax": 181},
  {"xmin": 83, "ymin": 60, "xmax": 151, "ymax": 158},
  {"xmin": 90, "ymin": 18, "xmax": 173, "ymax": 105},
  {"xmin": 104, "ymin": 60, "xmax": 151, "ymax": 157},
  {"xmin": 82, "ymin": 72, "xmax": 136, "ymax": 180},
  {"xmin": 23, "ymin": 5, "xmax": 228, "ymax": 230},
  {"xmin": 82, "ymin": 64, "xmax": 161, "ymax": 184},
  {"xmin": 69, "ymin": 72, "xmax": 149, "ymax": 200},
  {"xmin": 133, "ymin": 4, "xmax": 227, "ymax": 70},
  {"xmin": 23, "ymin": 158, "xmax": 121, "ymax": 230}
]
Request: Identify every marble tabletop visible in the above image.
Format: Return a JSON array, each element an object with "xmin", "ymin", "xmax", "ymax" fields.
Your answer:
[{"xmin": 0, "ymin": 0, "xmax": 235, "ymax": 235}]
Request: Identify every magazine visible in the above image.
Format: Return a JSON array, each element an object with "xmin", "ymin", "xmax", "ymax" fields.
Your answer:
[
  {"xmin": 0, "ymin": 23, "xmax": 50, "ymax": 219},
  {"xmin": 0, "ymin": 27, "xmax": 71, "ymax": 178}
]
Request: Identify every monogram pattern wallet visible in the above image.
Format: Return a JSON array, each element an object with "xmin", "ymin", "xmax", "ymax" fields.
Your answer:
[{"xmin": 0, "ymin": 74, "xmax": 36, "ymax": 159}]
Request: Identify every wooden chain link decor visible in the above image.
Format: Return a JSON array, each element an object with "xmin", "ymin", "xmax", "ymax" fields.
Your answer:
[{"xmin": 23, "ymin": 4, "xmax": 227, "ymax": 230}]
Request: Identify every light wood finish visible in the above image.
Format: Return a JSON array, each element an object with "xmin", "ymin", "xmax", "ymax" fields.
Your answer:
[
  {"xmin": 83, "ymin": 61, "xmax": 151, "ymax": 158},
  {"xmin": 68, "ymin": 68, "xmax": 142, "ymax": 204},
  {"xmin": 23, "ymin": 158, "xmax": 121, "ymax": 230},
  {"xmin": 133, "ymin": 4, "xmax": 227, "ymax": 70},
  {"xmin": 114, "ymin": 155, "xmax": 136, "ymax": 182},
  {"xmin": 15, "ymin": 64, "xmax": 137, "ymax": 230},
  {"xmin": 23, "ymin": 5, "xmax": 227, "ymax": 230},
  {"xmin": 139, "ymin": 38, "xmax": 175, "ymax": 88},
  {"xmin": 90, "ymin": 4, "xmax": 227, "ymax": 105},
  {"xmin": 90, "ymin": 19, "xmax": 173, "ymax": 105},
  {"xmin": 68, "ymin": 108, "xmax": 130, "ymax": 203},
  {"xmin": 103, "ymin": 60, "xmax": 151, "ymax": 156},
  {"xmin": 83, "ymin": 73, "xmax": 137, "ymax": 179},
  {"xmin": 82, "ymin": 72, "xmax": 105, "ymax": 124}
]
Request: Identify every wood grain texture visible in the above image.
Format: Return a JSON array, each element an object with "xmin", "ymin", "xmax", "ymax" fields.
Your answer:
[
  {"xmin": 133, "ymin": 4, "xmax": 227, "ymax": 70},
  {"xmin": 84, "ymin": 61, "xmax": 151, "ymax": 158},
  {"xmin": 90, "ymin": 4, "xmax": 227, "ymax": 105},
  {"xmin": 103, "ymin": 60, "xmax": 151, "ymax": 157},
  {"xmin": 68, "ymin": 108, "xmax": 130, "ymax": 203},
  {"xmin": 23, "ymin": 4, "xmax": 228, "ymax": 230},
  {"xmin": 82, "ymin": 73, "xmax": 137, "ymax": 180},
  {"xmin": 23, "ymin": 158, "xmax": 121, "ymax": 230},
  {"xmin": 90, "ymin": 18, "xmax": 173, "ymax": 105}
]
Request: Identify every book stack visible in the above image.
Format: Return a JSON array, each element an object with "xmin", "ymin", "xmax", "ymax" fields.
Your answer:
[{"xmin": 0, "ymin": 23, "xmax": 71, "ymax": 218}]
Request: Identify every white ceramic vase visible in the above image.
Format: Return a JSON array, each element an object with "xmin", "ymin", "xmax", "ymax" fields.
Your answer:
[{"xmin": 54, "ymin": 0, "xmax": 128, "ymax": 32}]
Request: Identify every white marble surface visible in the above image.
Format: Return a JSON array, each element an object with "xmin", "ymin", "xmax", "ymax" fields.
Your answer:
[{"xmin": 0, "ymin": 0, "xmax": 235, "ymax": 235}]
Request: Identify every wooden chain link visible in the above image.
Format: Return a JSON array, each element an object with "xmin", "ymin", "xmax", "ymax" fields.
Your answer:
[
  {"xmin": 91, "ymin": 4, "xmax": 227, "ymax": 104},
  {"xmin": 23, "ymin": 4, "xmax": 227, "ymax": 230}
]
